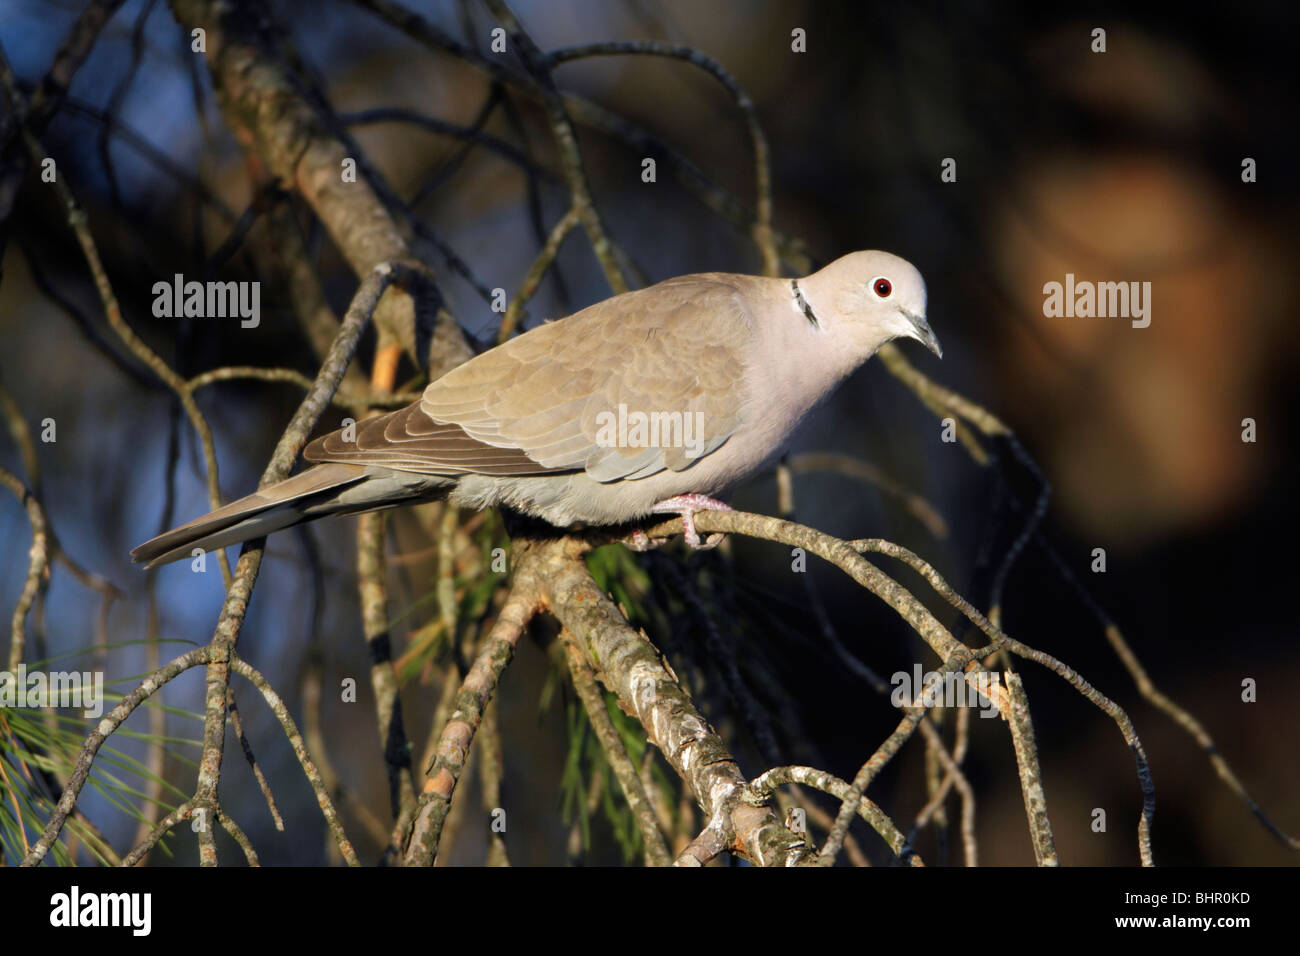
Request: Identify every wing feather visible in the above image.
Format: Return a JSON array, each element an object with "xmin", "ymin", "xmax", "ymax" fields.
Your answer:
[{"xmin": 304, "ymin": 274, "xmax": 755, "ymax": 482}]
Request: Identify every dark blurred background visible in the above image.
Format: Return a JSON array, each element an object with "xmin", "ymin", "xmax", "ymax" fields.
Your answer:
[{"xmin": 1, "ymin": 0, "xmax": 1297, "ymax": 865}]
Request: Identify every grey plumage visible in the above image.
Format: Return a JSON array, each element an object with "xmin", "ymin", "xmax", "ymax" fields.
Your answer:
[{"xmin": 132, "ymin": 250, "xmax": 940, "ymax": 568}]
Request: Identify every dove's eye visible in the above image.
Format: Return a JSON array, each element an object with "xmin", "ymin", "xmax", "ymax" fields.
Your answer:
[{"xmin": 871, "ymin": 277, "xmax": 892, "ymax": 298}]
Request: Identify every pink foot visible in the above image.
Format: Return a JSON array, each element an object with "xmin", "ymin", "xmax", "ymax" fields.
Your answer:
[{"xmin": 649, "ymin": 494, "xmax": 733, "ymax": 549}]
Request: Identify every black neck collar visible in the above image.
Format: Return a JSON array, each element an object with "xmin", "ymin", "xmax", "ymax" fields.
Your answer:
[{"xmin": 791, "ymin": 279, "xmax": 820, "ymax": 328}]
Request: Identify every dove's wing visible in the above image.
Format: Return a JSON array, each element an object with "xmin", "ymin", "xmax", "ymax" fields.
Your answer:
[{"xmin": 304, "ymin": 274, "xmax": 754, "ymax": 481}]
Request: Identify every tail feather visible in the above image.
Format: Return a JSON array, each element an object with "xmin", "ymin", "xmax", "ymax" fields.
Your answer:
[{"xmin": 131, "ymin": 463, "xmax": 375, "ymax": 569}]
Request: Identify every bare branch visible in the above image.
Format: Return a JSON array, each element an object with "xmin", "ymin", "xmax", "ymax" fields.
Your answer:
[
  {"xmin": 0, "ymin": 466, "xmax": 49, "ymax": 674},
  {"xmin": 482, "ymin": 0, "xmax": 628, "ymax": 293},
  {"xmin": 404, "ymin": 563, "xmax": 541, "ymax": 865},
  {"xmin": 562, "ymin": 631, "xmax": 672, "ymax": 866},
  {"xmin": 747, "ymin": 765, "xmax": 922, "ymax": 866},
  {"xmin": 1004, "ymin": 673, "xmax": 1058, "ymax": 866},
  {"xmin": 230, "ymin": 657, "xmax": 360, "ymax": 865},
  {"xmin": 22, "ymin": 646, "xmax": 212, "ymax": 866},
  {"xmin": 170, "ymin": 0, "xmax": 471, "ymax": 370},
  {"xmin": 539, "ymin": 537, "xmax": 810, "ymax": 866}
]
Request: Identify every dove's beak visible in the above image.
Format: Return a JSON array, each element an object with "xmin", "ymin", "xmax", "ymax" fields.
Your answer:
[{"xmin": 903, "ymin": 310, "xmax": 943, "ymax": 359}]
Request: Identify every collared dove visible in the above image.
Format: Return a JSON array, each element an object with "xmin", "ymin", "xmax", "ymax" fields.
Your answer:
[{"xmin": 132, "ymin": 250, "xmax": 940, "ymax": 567}]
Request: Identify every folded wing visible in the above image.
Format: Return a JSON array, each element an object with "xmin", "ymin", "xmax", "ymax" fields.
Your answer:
[{"xmin": 305, "ymin": 275, "xmax": 754, "ymax": 482}]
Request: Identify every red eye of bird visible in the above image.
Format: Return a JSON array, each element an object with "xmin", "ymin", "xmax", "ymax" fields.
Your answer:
[{"xmin": 872, "ymin": 278, "xmax": 892, "ymax": 298}]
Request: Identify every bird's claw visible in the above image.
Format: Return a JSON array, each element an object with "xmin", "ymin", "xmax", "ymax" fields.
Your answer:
[{"xmin": 646, "ymin": 494, "xmax": 732, "ymax": 551}]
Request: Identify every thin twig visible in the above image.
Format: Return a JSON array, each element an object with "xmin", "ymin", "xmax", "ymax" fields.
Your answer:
[
  {"xmin": 540, "ymin": 537, "xmax": 810, "ymax": 866},
  {"xmin": 550, "ymin": 41, "xmax": 776, "ymax": 275},
  {"xmin": 562, "ymin": 631, "xmax": 672, "ymax": 866},
  {"xmin": 121, "ymin": 801, "xmax": 195, "ymax": 867},
  {"xmin": 22, "ymin": 647, "xmax": 212, "ymax": 866},
  {"xmin": 786, "ymin": 452, "xmax": 949, "ymax": 539},
  {"xmin": 1004, "ymin": 673, "xmax": 1058, "ymax": 866},
  {"xmin": 356, "ymin": 507, "xmax": 416, "ymax": 822},
  {"xmin": 230, "ymin": 657, "xmax": 360, "ymax": 865},
  {"xmin": 216, "ymin": 810, "xmax": 259, "ymax": 866},
  {"xmin": 0, "ymin": 466, "xmax": 49, "ymax": 674},
  {"xmin": 478, "ymin": 698, "xmax": 509, "ymax": 866},
  {"xmin": 226, "ymin": 688, "xmax": 284, "ymax": 831},
  {"xmin": 404, "ymin": 565, "xmax": 541, "ymax": 865},
  {"xmin": 483, "ymin": 0, "xmax": 628, "ymax": 294},
  {"xmin": 747, "ymin": 765, "xmax": 922, "ymax": 866},
  {"xmin": 498, "ymin": 206, "xmax": 580, "ymax": 342},
  {"xmin": 818, "ymin": 705, "xmax": 928, "ymax": 865}
]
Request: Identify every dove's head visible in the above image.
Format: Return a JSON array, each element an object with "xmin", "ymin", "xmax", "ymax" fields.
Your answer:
[{"xmin": 800, "ymin": 250, "xmax": 941, "ymax": 360}]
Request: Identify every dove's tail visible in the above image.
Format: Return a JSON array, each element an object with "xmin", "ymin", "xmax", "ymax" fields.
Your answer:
[{"xmin": 130, "ymin": 463, "xmax": 452, "ymax": 569}]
